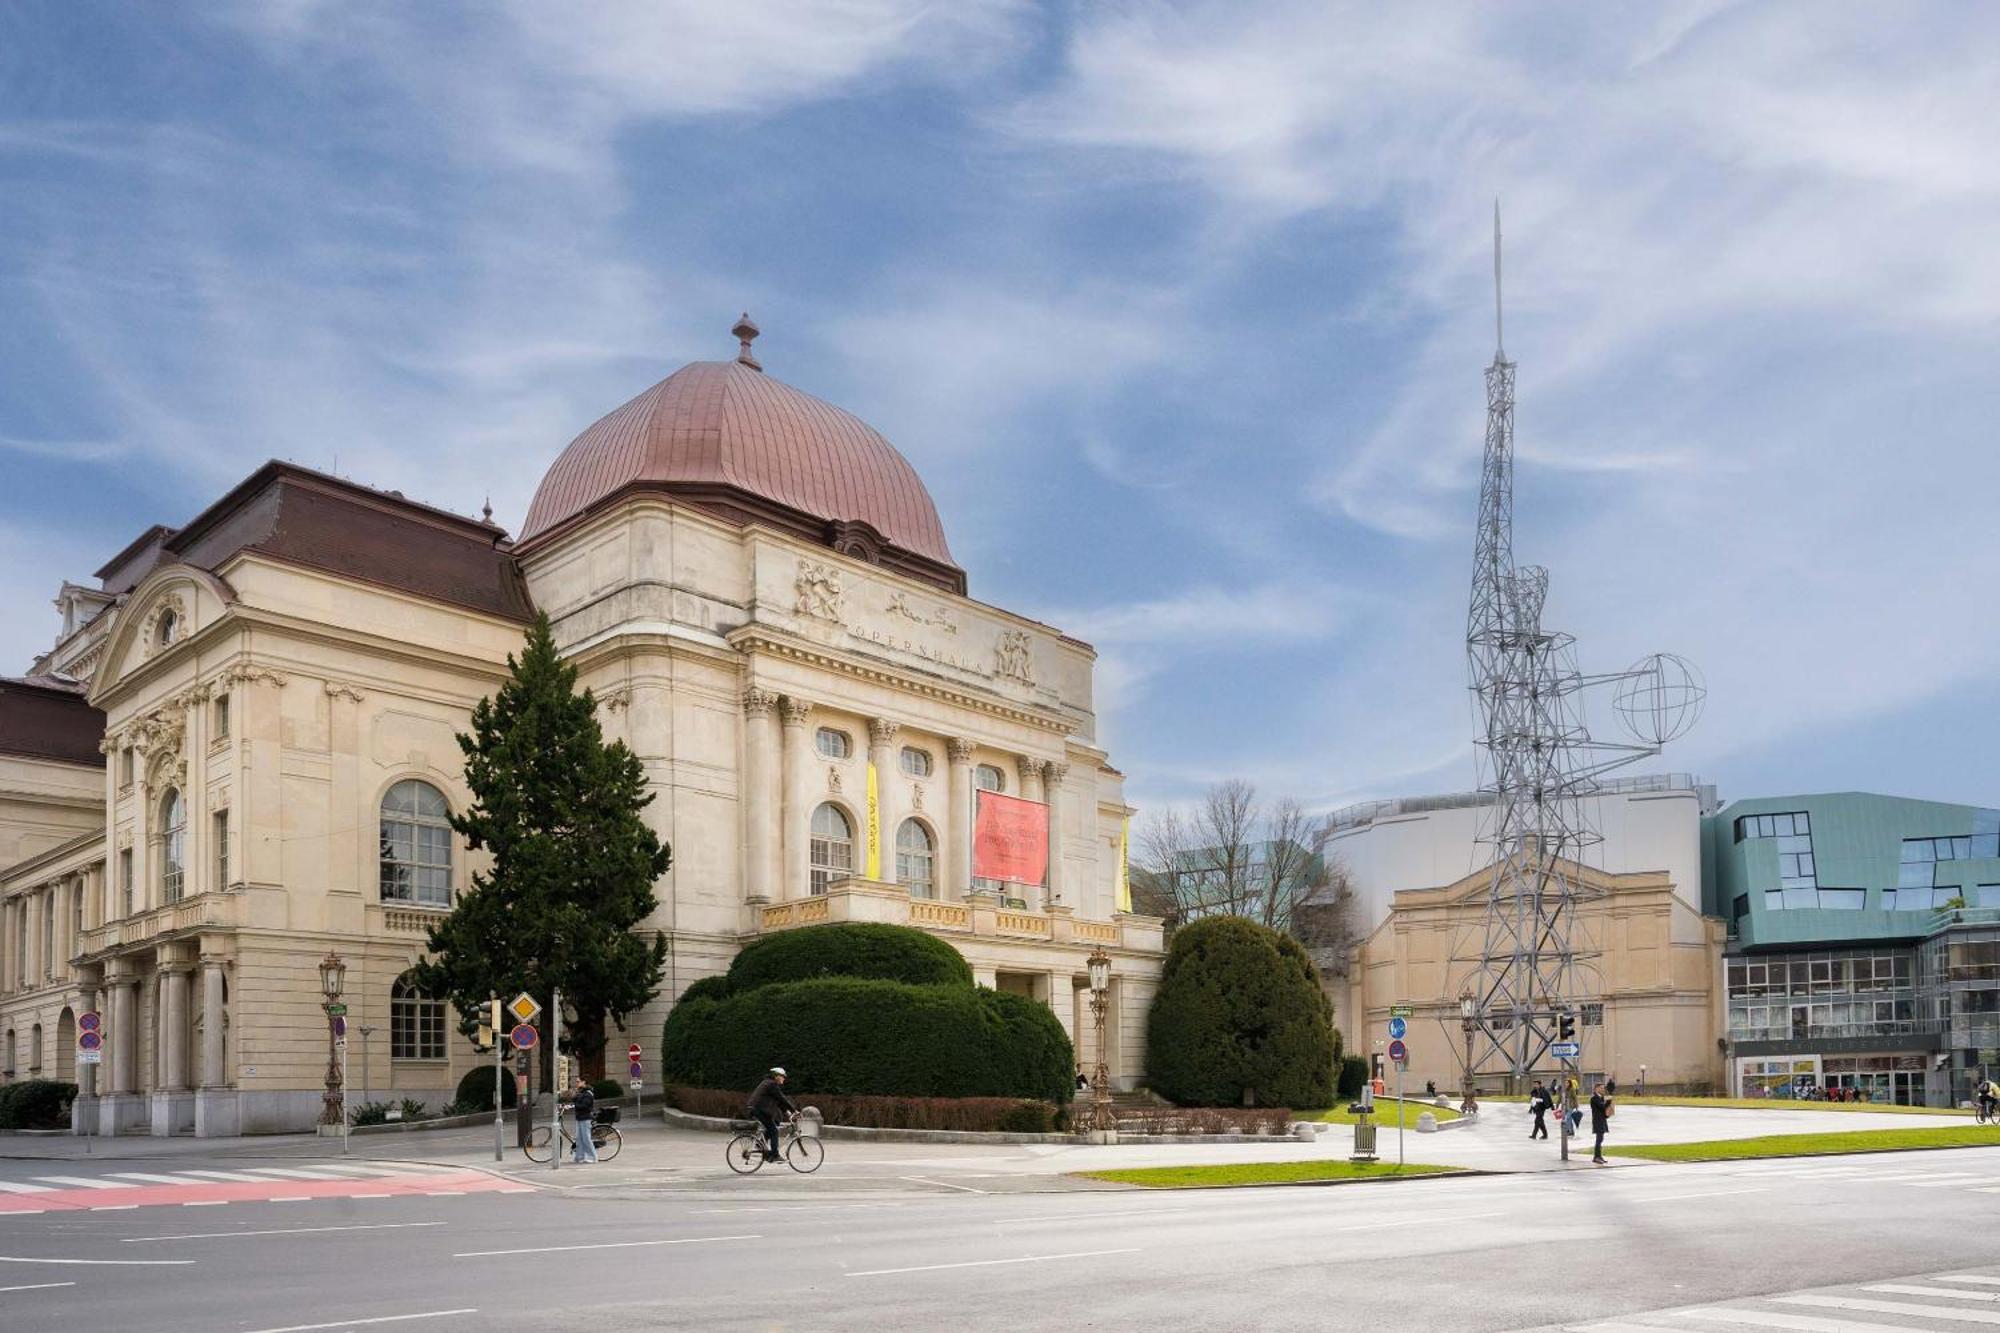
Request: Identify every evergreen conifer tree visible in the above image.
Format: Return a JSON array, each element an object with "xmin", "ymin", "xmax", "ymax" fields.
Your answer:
[{"xmin": 416, "ymin": 613, "xmax": 670, "ymax": 1078}]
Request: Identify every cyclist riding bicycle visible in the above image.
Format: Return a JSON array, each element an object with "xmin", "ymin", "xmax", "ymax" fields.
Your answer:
[
  {"xmin": 1978, "ymin": 1077, "xmax": 1998, "ymax": 1124},
  {"xmin": 746, "ymin": 1066, "xmax": 798, "ymax": 1162}
]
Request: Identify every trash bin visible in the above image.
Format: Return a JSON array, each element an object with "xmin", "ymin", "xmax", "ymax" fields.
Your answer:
[
  {"xmin": 1351, "ymin": 1120, "xmax": 1378, "ymax": 1158},
  {"xmin": 795, "ymin": 1106, "xmax": 822, "ymax": 1138}
]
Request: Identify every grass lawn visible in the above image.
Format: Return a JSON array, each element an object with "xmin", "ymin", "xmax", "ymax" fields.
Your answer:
[
  {"xmin": 1076, "ymin": 1160, "xmax": 1466, "ymax": 1189},
  {"xmin": 1610, "ymin": 1095, "xmax": 1963, "ymax": 1116},
  {"xmin": 1313, "ymin": 1101, "xmax": 1461, "ymax": 1129},
  {"xmin": 1607, "ymin": 1125, "xmax": 2000, "ymax": 1162}
]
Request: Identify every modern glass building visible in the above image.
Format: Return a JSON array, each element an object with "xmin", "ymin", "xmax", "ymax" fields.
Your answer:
[{"xmin": 1708, "ymin": 793, "xmax": 2000, "ymax": 1105}]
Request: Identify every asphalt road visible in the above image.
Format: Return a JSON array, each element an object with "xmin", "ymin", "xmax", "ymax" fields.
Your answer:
[{"xmin": 5, "ymin": 1145, "xmax": 2000, "ymax": 1331}]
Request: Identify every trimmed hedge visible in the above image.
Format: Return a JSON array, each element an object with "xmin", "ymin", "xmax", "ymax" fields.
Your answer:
[
  {"xmin": 0, "ymin": 1079, "xmax": 77, "ymax": 1130},
  {"xmin": 664, "ymin": 976, "xmax": 1073, "ymax": 1104},
  {"xmin": 1146, "ymin": 915, "xmax": 1338, "ymax": 1110},
  {"xmin": 718, "ymin": 923, "xmax": 975, "ymax": 996},
  {"xmin": 1337, "ymin": 1054, "xmax": 1368, "ymax": 1100},
  {"xmin": 454, "ymin": 1064, "xmax": 518, "ymax": 1112},
  {"xmin": 590, "ymin": 1077, "xmax": 625, "ymax": 1102},
  {"xmin": 665, "ymin": 1085, "xmax": 1062, "ymax": 1133}
]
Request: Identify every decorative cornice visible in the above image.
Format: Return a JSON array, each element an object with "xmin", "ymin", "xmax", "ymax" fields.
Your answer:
[
  {"xmin": 217, "ymin": 663, "xmax": 289, "ymax": 689},
  {"xmin": 322, "ymin": 679, "xmax": 366, "ymax": 704},
  {"xmin": 731, "ymin": 629, "xmax": 1072, "ymax": 736}
]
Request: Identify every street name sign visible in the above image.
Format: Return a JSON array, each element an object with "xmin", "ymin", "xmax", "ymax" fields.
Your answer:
[
  {"xmin": 1390, "ymin": 1005, "xmax": 1414, "ymax": 1019},
  {"xmin": 1387, "ymin": 1016, "xmax": 1408, "ymax": 1040},
  {"xmin": 1387, "ymin": 1038, "xmax": 1408, "ymax": 1064},
  {"xmin": 1551, "ymin": 1041, "xmax": 1581, "ymax": 1059},
  {"xmin": 78, "ymin": 1050, "xmax": 102, "ymax": 1065}
]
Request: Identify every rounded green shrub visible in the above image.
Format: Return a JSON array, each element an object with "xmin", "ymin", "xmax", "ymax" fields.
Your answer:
[
  {"xmin": 676, "ymin": 974, "xmax": 734, "ymax": 1005},
  {"xmin": 1337, "ymin": 1054, "xmax": 1368, "ymax": 1100},
  {"xmin": 453, "ymin": 1064, "xmax": 518, "ymax": 1112},
  {"xmin": 1146, "ymin": 915, "xmax": 1338, "ymax": 1109},
  {"xmin": 724, "ymin": 922, "xmax": 974, "ymax": 994},
  {"xmin": 664, "ymin": 976, "xmax": 1072, "ymax": 1104},
  {"xmin": 0, "ymin": 1079, "xmax": 77, "ymax": 1130},
  {"xmin": 590, "ymin": 1077, "xmax": 625, "ymax": 1101}
]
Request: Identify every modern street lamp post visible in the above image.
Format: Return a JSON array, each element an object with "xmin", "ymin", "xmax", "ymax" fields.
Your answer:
[
  {"xmin": 318, "ymin": 952, "xmax": 347, "ymax": 1128},
  {"xmin": 1458, "ymin": 987, "xmax": 1476, "ymax": 1108},
  {"xmin": 1086, "ymin": 947, "xmax": 1116, "ymax": 1136}
]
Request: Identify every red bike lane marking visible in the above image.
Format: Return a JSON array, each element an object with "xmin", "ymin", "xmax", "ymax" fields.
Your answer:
[{"xmin": 0, "ymin": 1172, "xmax": 514, "ymax": 1213}]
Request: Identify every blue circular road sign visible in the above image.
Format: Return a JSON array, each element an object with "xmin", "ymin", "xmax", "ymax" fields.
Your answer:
[
  {"xmin": 1387, "ymin": 1016, "xmax": 1408, "ymax": 1040},
  {"xmin": 1387, "ymin": 1038, "xmax": 1408, "ymax": 1064},
  {"xmin": 511, "ymin": 1024, "xmax": 539, "ymax": 1051}
]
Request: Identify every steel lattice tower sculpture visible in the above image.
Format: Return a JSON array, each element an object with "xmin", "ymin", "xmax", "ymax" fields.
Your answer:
[{"xmin": 1462, "ymin": 206, "xmax": 1704, "ymax": 1087}]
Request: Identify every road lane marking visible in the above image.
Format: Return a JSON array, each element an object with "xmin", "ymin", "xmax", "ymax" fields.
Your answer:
[
  {"xmin": 997, "ymin": 1208, "xmax": 1201, "ymax": 1226},
  {"xmin": 1856, "ymin": 1172, "xmax": 1976, "ymax": 1184},
  {"xmin": 902, "ymin": 1176, "xmax": 986, "ymax": 1194},
  {"xmin": 1616, "ymin": 1188, "xmax": 1770, "ymax": 1204},
  {"xmin": 846, "ymin": 1247, "xmax": 1141, "ymax": 1278},
  {"xmin": 1864, "ymin": 1285, "xmax": 2000, "ymax": 1302},
  {"xmin": 183, "ymin": 1202, "xmax": 230, "ymax": 1207},
  {"xmin": 267, "ymin": 1197, "xmax": 313, "ymax": 1203},
  {"xmin": 0, "ymin": 1183, "xmax": 55, "ymax": 1195},
  {"xmin": 1940, "ymin": 1278, "xmax": 2000, "ymax": 1287},
  {"xmin": 426, "ymin": 1192, "xmax": 465, "ymax": 1197},
  {"xmin": 243, "ymin": 1168, "xmax": 358, "ymax": 1181},
  {"xmin": 0, "ymin": 1255, "xmax": 195, "ymax": 1266},
  {"xmin": 352, "ymin": 1194, "xmax": 392, "ymax": 1200},
  {"xmin": 30, "ymin": 1176, "xmax": 133, "ymax": 1190},
  {"xmin": 239, "ymin": 1310, "xmax": 477, "ymax": 1333},
  {"xmin": 1677, "ymin": 1307, "xmax": 1912, "ymax": 1333},
  {"xmin": 1331, "ymin": 1210, "xmax": 1504, "ymax": 1232},
  {"xmin": 110, "ymin": 1173, "xmax": 210, "ymax": 1186},
  {"xmin": 455, "ymin": 1235, "xmax": 757, "ymax": 1258},
  {"xmin": 90, "ymin": 1206, "xmax": 140, "ymax": 1212},
  {"xmin": 1781, "ymin": 1295, "xmax": 2000, "ymax": 1325},
  {"xmin": 0, "ymin": 1281, "xmax": 77, "ymax": 1294},
  {"xmin": 178, "ymin": 1170, "xmax": 270, "ymax": 1183},
  {"xmin": 1905, "ymin": 1176, "xmax": 1998, "ymax": 1188},
  {"xmin": 125, "ymin": 1221, "xmax": 447, "ymax": 1244}
]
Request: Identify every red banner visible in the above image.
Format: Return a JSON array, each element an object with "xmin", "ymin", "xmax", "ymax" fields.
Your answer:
[{"xmin": 973, "ymin": 791, "xmax": 1048, "ymax": 886}]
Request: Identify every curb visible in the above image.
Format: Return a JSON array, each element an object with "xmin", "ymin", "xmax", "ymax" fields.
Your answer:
[
  {"xmin": 1069, "ymin": 1167, "xmax": 1497, "ymax": 1192},
  {"xmin": 661, "ymin": 1106, "xmax": 1075, "ymax": 1145}
]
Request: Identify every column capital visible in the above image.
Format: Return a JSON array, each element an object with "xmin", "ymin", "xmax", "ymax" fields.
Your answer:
[
  {"xmin": 867, "ymin": 717, "xmax": 901, "ymax": 747},
  {"xmin": 743, "ymin": 687, "xmax": 780, "ymax": 718},
  {"xmin": 946, "ymin": 737, "xmax": 977, "ymax": 764},
  {"xmin": 779, "ymin": 696, "xmax": 814, "ymax": 727},
  {"xmin": 1046, "ymin": 761, "xmax": 1071, "ymax": 786},
  {"xmin": 1018, "ymin": 756, "xmax": 1047, "ymax": 784}
]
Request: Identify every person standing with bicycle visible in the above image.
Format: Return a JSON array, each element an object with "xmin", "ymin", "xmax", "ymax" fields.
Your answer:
[
  {"xmin": 568, "ymin": 1075, "xmax": 598, "ymax": 1164},
  {"xmin": 747, "ymin": 1066, "xmax": 797, "ymax": 1163}
]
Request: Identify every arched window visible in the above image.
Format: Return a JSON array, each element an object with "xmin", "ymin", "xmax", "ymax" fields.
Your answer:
[
  {"xmin": 896, "ymin": 820, "xmax": 936, "ymax": 899},
  {"xmin": 974, "ymin": 764, "xmax": 1005, "ymax": 793},
  {"xmin": 390, "ymin": 972, "xmax": 446, "ymax": 1060},
  {"xmin": 159, "ymin": 789, "xmax": 186, "ymax": 903},
  {"xmin": 899, "ymin": 747, "xmax": 933, "ymax": 779},
  {"xmin": 156, "ymin": 608, "xmax": 180, "ymax": 647},
  {"xmin": 809, "ymin": 803, "xmax": 853, "ymax": 896},
  {"xmin": 380, "ymin": 780, "xmax": 452, "ymax": 907}
]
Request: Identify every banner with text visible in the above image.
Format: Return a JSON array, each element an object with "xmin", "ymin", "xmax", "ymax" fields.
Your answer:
[{"xmin": 973, "ymin": 791, "xmax": 1049, "ymax": 886}]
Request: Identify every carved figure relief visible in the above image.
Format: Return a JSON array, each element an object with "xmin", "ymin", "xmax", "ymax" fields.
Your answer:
[
  {"xmin": 886, "ymin": 591, "xmax": 959, "ymax": 635},
  {"xmin": 794, "ymin": 561, "xmax": 846, "ymax": 622},
  {"xmin": 993, "ymin": 630, "xmax": 1035, "ymax": 685},
  {"xmin": 827, "ymin": 765, "xmax": 843, "ymax": 793},
  {"xmin": 912, "ymin": 783, "xmax": 925, "ymax": 813}
]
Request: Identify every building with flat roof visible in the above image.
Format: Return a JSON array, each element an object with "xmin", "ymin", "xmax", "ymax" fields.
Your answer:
[{"xmin": 1709, "ymin": 793, "xmax": 2000, "ymax": 1106}]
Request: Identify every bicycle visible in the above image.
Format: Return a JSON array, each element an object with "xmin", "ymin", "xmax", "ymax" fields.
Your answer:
[
  {"xmin": 725, "ymin": 1112, "xmax": 823, "ymax": 1174},
  {"xmin": 1977, "ymin": 1097, "xmax": 1998, "ymax": 1126},
  {"xmin": 524, "ymin": 1107, "xmax": 623, "ymax": 1164}
]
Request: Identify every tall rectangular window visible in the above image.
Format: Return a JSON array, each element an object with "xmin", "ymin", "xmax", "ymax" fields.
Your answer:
[
  {"xmin": 119, "ymin": 849, "xmax": 133, "ymax": 917},
  {"xmin": 41, "ymin": 890, "xmax": 53, "ymax": 978},
  {"xmin": 213, "ymin": 810, "xmax": 230, "ymax": 889},
  {"xmin": 120, "ymin": 747, "xmax": 134, "ymax": 787},
  {"xmin": 213, "ymin": 695, "xmax": 230, "ymax": 741}
]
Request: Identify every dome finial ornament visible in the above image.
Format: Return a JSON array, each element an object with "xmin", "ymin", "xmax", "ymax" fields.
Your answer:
[{"xmin": 732, "ymin": 312, "xmax": 762, "ymax": 372}]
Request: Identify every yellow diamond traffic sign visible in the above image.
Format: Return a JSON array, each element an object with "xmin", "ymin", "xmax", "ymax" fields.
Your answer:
[{"xmin": 508, "ymin": 993, "xmax": 541, "ymax": 1024}]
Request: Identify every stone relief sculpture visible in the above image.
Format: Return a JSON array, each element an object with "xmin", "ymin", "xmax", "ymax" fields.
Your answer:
[
  {"xmin": 994, "ymin": 629, "xmax": 1035, "ymax": 685},
  {"xmin": 887, "ymin": 590, "xmax": 958, "ymax": 634},
  {"xmin": 794, "ymin": 560, "xmax": 846, "ymax": 622}
]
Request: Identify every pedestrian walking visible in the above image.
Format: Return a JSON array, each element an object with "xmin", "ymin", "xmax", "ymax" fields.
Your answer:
[
  {"xmin": 569, "ymin": 1075, "xmax": 598, "ymax": 1164},
  {"xmin": 1635, "ymin": 1065, "xmax": 1646, "ymax": 1098},
  {"xmin": 1529, "ymin": 1081, "xmax": 1550, "ymax": 1140},
  {"xmin": 1590, "ymin": 1082, "xmax": 1613, "ymax": 1164}
]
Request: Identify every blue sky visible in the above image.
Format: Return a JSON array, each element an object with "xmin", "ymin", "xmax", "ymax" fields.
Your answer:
[{"xmin": 3, "ymin": 2, "xmax": 1997, "ymax": 817}]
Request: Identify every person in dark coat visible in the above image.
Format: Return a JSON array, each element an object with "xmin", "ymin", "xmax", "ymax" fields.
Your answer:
[
  {"xmin": 1529, "ymin": 1081, "xmax": 1551, "ymax": 1140},
  {"xmin": 1589, "ymin": 1082, "xmax": 1613, "ymax": 1164},
  {"xmin": 747, "ymin": 1066, "xmax": 798, "ymax": 1162}
]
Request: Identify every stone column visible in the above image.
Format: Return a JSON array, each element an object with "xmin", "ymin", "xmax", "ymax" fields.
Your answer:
[
  {"xmin": 741, "ymin": 689, "xmax": 780, "ymax": 903},
  {"xmin": 779, "ymin": 697, "xmax": 814, "ymax": 900},
  {"xmin": 1045, "ymin": 762, "xmax": 1070, "ymax": 909},
  {"xmin": 110, "ymin": 975, "xmax": 138, "ymax": 1095},
  {"xmin": 946, "ymin": 738, "xmax": 975, "ymax": 900},
  {"xmin": 160, "ymin": 964, "xmax": 192, "ymax": 1092},
  {"xmin": 199, "ymin": 959, "xmax": 226, "ymax": 1088},
  {"xmin": 1019, "ymin": 757, "xmax": 1046, "ymax": 805},
  {"xmin": 867, "ymin": 718, "xmax": 900, "ymax": 884}
]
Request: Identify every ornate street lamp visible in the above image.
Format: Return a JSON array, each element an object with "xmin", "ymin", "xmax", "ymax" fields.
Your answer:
[
  {"xmin": 319, "ymin": 952, "xmax": 347, "ymax": 1127},
  {"xmin": 1458, "ymin": 987, "xmax": 1477, "ymax": 1108},
  {"xmin": 1086, "ymin": 947, "xmax": 1116, "ymax": 1135}
]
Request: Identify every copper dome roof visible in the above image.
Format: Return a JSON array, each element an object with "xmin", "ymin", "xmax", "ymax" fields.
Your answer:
[{"xmin": 521, "ymin": 337, "xmax": 958, "ymax": 585}]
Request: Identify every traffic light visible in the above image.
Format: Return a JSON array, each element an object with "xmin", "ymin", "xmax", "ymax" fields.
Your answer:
[
  {"xmin": 1557, "ymin": 1011, "xmax": 1576, "ymax": 1041},
  {"xmin": 475, "ymin": 1023, "xmax": 494, "ymax": 1051},
  {"xmin": 488, "ymin": 999, "xmax": 505, "ymax": 1031}
]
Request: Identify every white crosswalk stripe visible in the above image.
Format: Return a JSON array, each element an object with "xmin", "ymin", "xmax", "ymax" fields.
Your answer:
[
  {"xmin": 239, "ymin": 1167, "xmax": 363, "ymax": 1181},
  {"xmin": 1863, "ymin": 1285, "xmax": 2000, "ymax": 1302},
  {"xmin": 31, "ymin": 1175, "xmax": 135, "ymax": 1190},
  {"xmin": 177, "ymin": 1170, "xmax": 277, "ymax": 1182},
  {"xmin": 1779, "ymin": 1294, "xmax": 2000, "ymax": 1325},
  {"xmin": 1567, "ymin": 1268, "xmax": 2000, "ymax": 1333},
  {"xmin": 0, "ymin": 1181, "xmax": 56, "ymax": 1194},
  {"xmin": 1941, "ymin": 1279, "xmax": 2000, "ymax": 1288},
  {"xmin": 109, "ymin": 1173, "xmax": 210, "ymax": 1186}
]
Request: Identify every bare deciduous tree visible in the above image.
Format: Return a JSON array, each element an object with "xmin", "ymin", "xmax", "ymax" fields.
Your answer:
[{"xmin": 1137, "ymin": 781, "xmax": 1351, "ymax": 936}]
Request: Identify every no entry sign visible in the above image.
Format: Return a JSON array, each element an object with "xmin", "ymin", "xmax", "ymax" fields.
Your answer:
[{"xmin": 628, "ymin": 1043, "xmax": 642, "ymax": 1060}]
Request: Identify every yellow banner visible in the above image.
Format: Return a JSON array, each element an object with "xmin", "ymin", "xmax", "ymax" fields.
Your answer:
[
  {"xmin": 1116, "ymin": 816, "xmax": 1132, "ymax": 913},
  {"xmin": 866, "ymin": 762, "xmax": 881, "ymax": 880}
]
